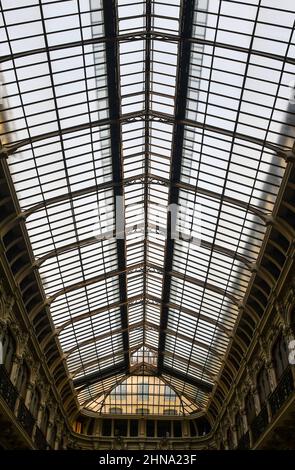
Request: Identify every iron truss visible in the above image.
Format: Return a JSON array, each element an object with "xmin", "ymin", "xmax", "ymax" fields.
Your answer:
[{"xmin": 1, "ymin": 0, "xmax": 295, "ymax": 414}]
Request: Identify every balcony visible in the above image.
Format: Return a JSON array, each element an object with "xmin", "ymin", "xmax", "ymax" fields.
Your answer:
[
  {"xmin": 0, "ymin": 366, "xmax": 52, "ymax": 449},
  {"xmin": 0, "ymin": 365, "xmax": 18, "ymax": 412},
  {"xmin": 17, "ymin": 398, "xmax": 35, "ymax": 438},
  {"xmin": 269, "ymin": 367, "xmax": 294, "ymax": 418},
  {"xmin": 251, "ymin": 365, "xmax": 294, "ymax": 445},
  {"xmin": 250, "ymin": 405, "xmax": 269, "ymax": 443}
]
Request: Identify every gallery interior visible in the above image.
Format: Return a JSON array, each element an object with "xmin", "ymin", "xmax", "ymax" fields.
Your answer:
[{"xmin": 0, "ymin": 0, "xmax": 295, "ymax": 450}]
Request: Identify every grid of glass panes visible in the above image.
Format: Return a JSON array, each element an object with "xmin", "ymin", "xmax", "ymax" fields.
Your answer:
[
  {"xmin": 1, "ymin": 0, "xmax": 295, "ymax": 416},
  {"xmin": 162, "ymin": 0, "xmax": 294, "ymax": 404},
  {"xmin": 0, "ymin": 0, "xmax": 126, "ymax": 405},
  {"xmin": 78, "ymin": 372, "xmax": 126, "ymax": 410},
  {"xmin": 117, "ymin": 1, "xmax": 181, "ymax": 356},
  {"xmin": 162, "ymin": 373, "xmax": 208, "ymax": 409},
  {"xmin": 96, "ymin": 375, "xmax": 198, "ymax": 415}
]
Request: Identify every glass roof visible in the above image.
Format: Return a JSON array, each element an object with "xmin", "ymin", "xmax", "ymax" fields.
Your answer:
[
  {"xmin": 86, "ymin": 374, "xmax": 199, "ymax": 415},
  {"xmin": 1, "ymin": 0, "xmax": 294, "ymax": 415}
]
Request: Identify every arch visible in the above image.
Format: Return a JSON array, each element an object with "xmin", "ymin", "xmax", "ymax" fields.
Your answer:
[
  {"xmin": 271, "ymin": 333, "xmax": 289, "ymax": 382},
  {"xmin": 245, "ymin": 390, "xmax": 256, "ymax": 426},
  {"xmin": 257, "ymin": 365, "xmax": 271, "ymax": 408},
  {"xmin": 2, "ymin": 327, "xmax": 16, "ymax": 376},
  {"xmin": 15, "ymin": 360, "xmax": 30, "ymax": 400},
  {"xmin": 29, "ymin": 386, "xmax": 41, "ymax": 419}
]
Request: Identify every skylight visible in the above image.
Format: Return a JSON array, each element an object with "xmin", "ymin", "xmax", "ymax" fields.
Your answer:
[{"xmin": 1, "ymin": 0, "xmax": 294, "ymax": 415}]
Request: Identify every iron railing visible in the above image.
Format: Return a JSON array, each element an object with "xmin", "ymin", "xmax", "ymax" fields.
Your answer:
[
  {"xmin": 0, "ymin": 365, "xmax": 18, "ymax": 412},
  {"xmin": 269, "ymin": 366, "xmax": 293, "ymax": 418},
  {"xmin": 250, "ymin": 365, "xmax": 294, "ymax": 444},
  {"xmin": 17, "ymin": 397, "xmax": 35, "ymax": 438},
  {"xmin": 250, "ymin": 404, "xmax": 269, "ymax": 443}
]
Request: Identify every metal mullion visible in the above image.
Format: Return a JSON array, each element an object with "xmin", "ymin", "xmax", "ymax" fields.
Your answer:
[
  {"xmin": 119, "ymin": 47, "xmax": 145, "ymax": 58},
  {"xmin": 3, "ymin": 111, "xmax": 288, "ymax": 158},
  {"xmin": 151, "ymin": 46, "xmax": 178, "ymax": 58},
  {"xmin": 181, "ymin": 154, "xmax": 283, "ymax": 185},
  {"xmin": 160, "ymin": 0, "xmax": 242, "ymax": 351},
  {"xmin": 207, "ymin": 8, "xmax": 295, "ymax": 402},
  {"xmin": 4, "ymin": 81, "xmax": 108, "ymax": 110},
  {"xmin": 181, "ymin": 134, "xmax": 284, "ymax": 166},
  {"xmin": 39, "ymin": 0, "xmax": 117, "ymax": 383},
  {"xmin": 71, "ymin": 3, "xmax": 115, "ymax": 376},
  {"xmin": 3, "ymin": 56, "xmax": 107, "ymax": 84},
  {"xmin": 103, "ymin": 0, "xmax": 130, "ymax": 373},
  {"xmin": 186, "ymin": 95, "xmax": 293, "ymax": 135},
  {"xmin": 3, "ymin": 105, "xmax": 111, "ymax": 136},
  {"xmin": 1, "ymin": 6, "xmax": 91, "ymax": 382},
  {"xmin": 221, "ymin": 0, "xmax": 294, "ymax": 16},
  {"xmin": 10, "ymin": 150, "xmax": 111, "ymax": 177}
]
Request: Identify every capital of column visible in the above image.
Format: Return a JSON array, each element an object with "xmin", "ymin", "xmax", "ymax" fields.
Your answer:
[{"xmin": 12, "ymin": 327, "xmax": 29, "ymax": 356}]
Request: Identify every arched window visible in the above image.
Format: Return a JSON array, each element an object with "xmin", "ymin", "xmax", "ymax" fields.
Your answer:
[
  {"xmin": 272, "ymin": 334, "xmax": 289, "ymax": 382},
  {"xmin": 235, "ymin": 412, "xmax": 244, "ymax": 441},
  {"xmin": 16, "ymin": 361, "xmax": 29, "ymax": 400},
  {"xmin": 2, "ymin": 329, "xmax": 16, "ymax": 376},
  {"xmin": 257, "ymin": 366, "xmax": 271, "ymax": 408},
  {"xmin": 245, "ymin": 392, "xmax": 256, "ymax": 425},
  {"xmin": 30, "ymin": 387, "xmax": 41, "ymax": 419}
]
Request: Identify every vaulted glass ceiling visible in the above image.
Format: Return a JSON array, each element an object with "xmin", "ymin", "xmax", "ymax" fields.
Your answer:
[
  {"xmin": 1, "ymin": 0, "xmax": 295, "ymax": 414},
  {"xmin": 86, "ymin": 374, "xmax": 199, "ymax": 415}
]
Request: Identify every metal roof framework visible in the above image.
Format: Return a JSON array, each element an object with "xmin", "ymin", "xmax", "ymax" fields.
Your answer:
[{"xmin": 1, "ymin": 0, "xmax": 295, "ymax": 414}]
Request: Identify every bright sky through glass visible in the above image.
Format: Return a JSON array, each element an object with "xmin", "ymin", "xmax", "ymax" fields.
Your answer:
[{"xmin": 1, "ymin": 0, "xmax": 295, "ymax": 412}]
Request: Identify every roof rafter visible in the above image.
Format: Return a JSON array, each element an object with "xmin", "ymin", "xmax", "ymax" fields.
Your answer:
[
  {"xmin": 102, "ymin": 0, "xmax": 129, "ymax": 371},
  {"xmin": 158, "ymin": 0, "xmax": 212, "ymax": 373},
  {"xmin": 161, "ymin": 365, "xmax": 213, "ymax": 395},
  {"xmin": 2, "ymin": 30, "xmax": 295, "ymax": 66},
  {"xmin": 2, "ymin": 111, "xmax": 287, "ymax": 159},
  {"xmin": 73, "ymin": 362, "xmax": 126, "ymax": 389}
]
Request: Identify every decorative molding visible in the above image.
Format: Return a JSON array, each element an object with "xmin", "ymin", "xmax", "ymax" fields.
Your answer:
[{"xmin": 0, "ymin": 280, "xmax": 15, "ymax": 324}]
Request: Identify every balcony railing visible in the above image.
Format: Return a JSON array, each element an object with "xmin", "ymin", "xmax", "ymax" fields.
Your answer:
[
  {"xmin": 250, "ymin": 404, "xmax": 269, "ymax": 443},
  {"xmin": 0, "ymin": 369, "xmax": 51, "ymax": 449},
  {"xmin": 269, "ymin": 366, "xmax": 294, "ymax": 418},
  {"xmin": 17, "ymin": 397, "xmax": 35, "ymax": 438},
  {"xmin": 250, "ymin": 365, "xmax": 294, "ymax": 444},
  {"xmin": 0, "ymin": 365, "xmax": 18, "ymax": 412}
]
